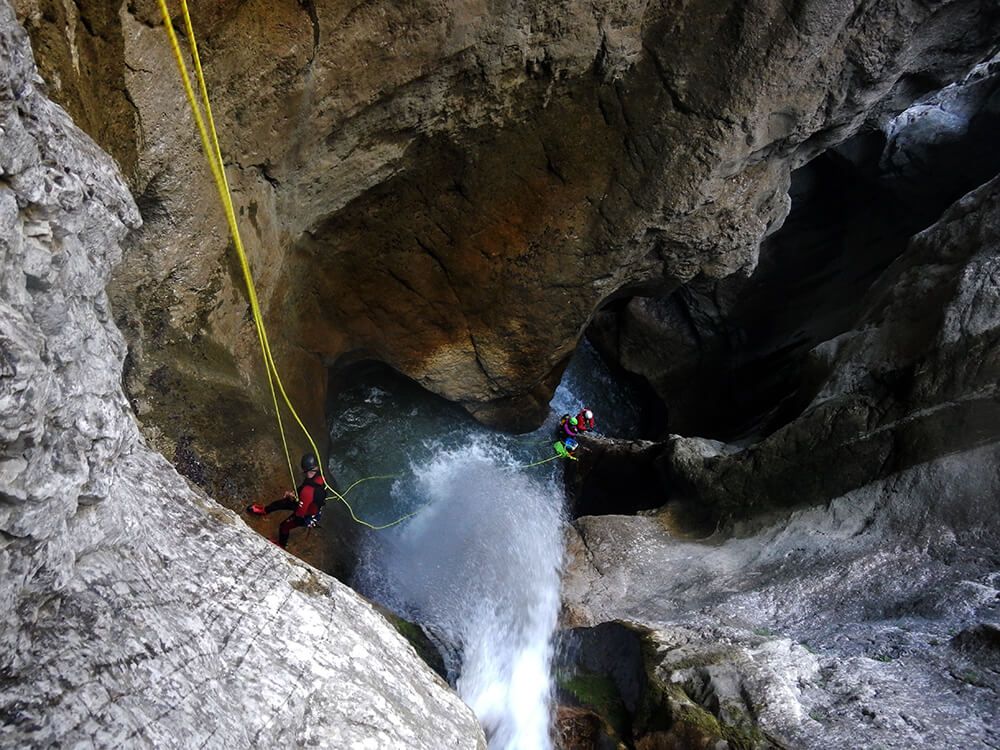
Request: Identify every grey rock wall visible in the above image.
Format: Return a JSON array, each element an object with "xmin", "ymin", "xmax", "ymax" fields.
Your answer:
[
  {"xmin": 561, "ymin": 174, "xmax": 1000, "ymax": 747},
  {"xmin": 15, "ymin": 0, "xmax": 1000, "ymax": 508},
  {"xmin": 0, "ymin": 4, "xmax": 484, "ymax": 747},
  {"xmin": 563, "ymin": 444, "xmax": 1000, "ymax": 748},
  {"xmin": 663, "ymin": 170, "xmax": 1000, "ymax": 518},
  {"xmin": 592, "ymin": 54, "xmax": 1000, "ymax": 442}
]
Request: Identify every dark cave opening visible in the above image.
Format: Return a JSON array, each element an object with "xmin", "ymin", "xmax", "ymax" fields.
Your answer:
[
  {"xmin": 555, "ymin": 622, "xmax": 647, "ymax": 748},
  {"xmin": 719, "ymin": 132, "xmax": 917, "ymax": 439},
  {"xmin": 562, "ymin": 435, "xmax": 670, "ymax": 518}
]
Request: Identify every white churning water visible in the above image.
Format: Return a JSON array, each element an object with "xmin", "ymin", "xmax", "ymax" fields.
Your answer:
[
  {"xmin": 338, "ymin": 342, "xmax": 642, "ymax": 747},
  {"xmin": 357, "ymin": 445, "xmax": 565, "ymax": 749}
]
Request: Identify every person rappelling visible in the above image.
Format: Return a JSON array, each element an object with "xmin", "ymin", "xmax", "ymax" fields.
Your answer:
[
  {"xmin": 247, "ymin": 453, "xmax": 329, "ymax": 548},
  {"xmin": 158, "ymin": 2, "xmax": 420, "ymax": 537}
]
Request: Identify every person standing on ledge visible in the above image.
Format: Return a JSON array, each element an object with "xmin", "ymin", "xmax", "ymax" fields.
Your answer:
[{"xmin": 247, "ymin": 453, "xmax": 328, "ymax": 549}]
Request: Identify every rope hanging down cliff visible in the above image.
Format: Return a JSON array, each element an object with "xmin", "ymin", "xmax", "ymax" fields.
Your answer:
[
  {"xmin": 156, "ymin": 0, "xmax": 417, "ymax": 530},
  {"xmin": 156, "ymin": 1, "xmax": 574, "ymax": 531}
]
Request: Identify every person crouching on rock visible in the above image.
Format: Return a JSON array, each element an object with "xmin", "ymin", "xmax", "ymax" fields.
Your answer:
[
  {"xmin": 575, "ymin": 407, "xmax": 596, "ymax": 433},
  {"xmin": 559, "ymin": 414, "xmax": 580, "ymax": 436},
  {"xmin": 246, "ymin": 453, "xmax": 327, "ymax": 548},
  {"xmin": 554, "ymin": 436, "xmax": 579, "ymax": 460}
]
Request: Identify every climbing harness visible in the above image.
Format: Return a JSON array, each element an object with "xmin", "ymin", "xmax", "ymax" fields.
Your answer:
[{"xmin": 157, "ymin": 2, "xmax": 576, "ymax": 532}]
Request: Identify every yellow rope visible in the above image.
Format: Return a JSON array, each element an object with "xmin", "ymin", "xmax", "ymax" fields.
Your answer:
[
  {"xmin": 158, "ymin": 0, "xmax": 420, "ymax": 530},
  {"xmin": 158, "ymin": 2, "xmax": 579, "ymax": 532},
  {"xmin": 515, "ymin": 454, "xmax": 561, "ymax": 469}
]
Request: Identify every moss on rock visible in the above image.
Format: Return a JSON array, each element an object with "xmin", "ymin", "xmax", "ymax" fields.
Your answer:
[
  {"xmin": 560, "ymin": 670, "xmax": 632, "ymax": 741},
  {"xmin": 381, "ymin": 610, "xmax": 447, "ymax": 679}
]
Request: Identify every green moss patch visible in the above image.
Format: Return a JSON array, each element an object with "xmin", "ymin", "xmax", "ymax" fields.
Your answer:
[{"xmin": 559, "ymin": 670, "xmax": 631, "ymax": 740}]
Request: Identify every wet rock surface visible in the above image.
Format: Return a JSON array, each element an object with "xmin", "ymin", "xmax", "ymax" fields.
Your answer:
[
  {"xmin": 563, "ymin": 445, "xmax": 1000, "ymax": 747},
  {"xmin": 0, "ymin": 5, "xmax": 485, "ymax": 747},
  {"xmin": 560, "ymin": 166, "xmax": 1000, "ymax": 747},
  {"xmin": 12, "ymin": 0, "xmax": 1000, "ymax": 499}
]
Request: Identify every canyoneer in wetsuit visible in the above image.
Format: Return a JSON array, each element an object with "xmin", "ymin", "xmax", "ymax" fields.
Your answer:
[
  {"xmin": 575, "ymin": 407, "xmax": 596, "ymax": 433},
  {"xmin": 559, "ymin": 415, "xmax": 580, "ymax": 436},
  {"xmin": 246, "ymin": 453, "xmax": 328, "ymax": 548}
]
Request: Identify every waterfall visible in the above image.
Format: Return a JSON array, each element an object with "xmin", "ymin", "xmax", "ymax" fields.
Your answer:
[
  {"xmin": 335, "ymin": 344, "xmax": 641, "ymax": 747},
  {"xmin": 356, "ymin": 445, "xmax": 565, "ymax": 749}
]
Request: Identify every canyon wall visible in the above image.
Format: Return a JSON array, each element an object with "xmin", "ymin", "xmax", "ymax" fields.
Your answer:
[
  {"xmin": 0, "ymin": 5, "xmax": 484, "ymax": 746},
  {"xmin": 4, "ymin": 1, "xmax": 999, "ymax": 745},
  {"xmin": 13, "ymin": 0, "xmax": 1000, "ymax": 506},
  {"xmin": 558, "ymin": 145, "xmax": 1000, "ymax": 749}
]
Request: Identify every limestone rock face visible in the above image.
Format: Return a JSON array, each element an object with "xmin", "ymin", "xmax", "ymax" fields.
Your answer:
[
  {"xmin": 561, "ymin": 174, "xmax": 1000, "ymax": 747},
  {"xmin": 0, "ymin": 5, "xmax": 485, "ymax": 747},
  {"xmin": 662, "ymin": 171, "xmax": 1000, "ymax": 518},
  {"xmin": 591, "ymin": 56, "xmax": 1000, "ymax": 440},
  {"xmin": 13, "ymin": 0, "xmax": 1000, "ymax": 501},
  {"xmin": 563, "ymin": 443, "xmax": 1000, "ymax": 748}
]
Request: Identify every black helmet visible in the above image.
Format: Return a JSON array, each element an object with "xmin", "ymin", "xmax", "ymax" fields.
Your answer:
[{"xmin": 301, "ymin": 453, "xmax": 319, "ymax": 472}]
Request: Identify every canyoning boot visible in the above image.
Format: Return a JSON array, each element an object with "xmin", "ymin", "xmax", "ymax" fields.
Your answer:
[{"xmin": 246, "ymin": 503, "xmax": 266, "ymax": 515}]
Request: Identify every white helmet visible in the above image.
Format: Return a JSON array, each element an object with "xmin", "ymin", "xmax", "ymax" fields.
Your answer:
[{"xmin": 585, "ymin": 410, "xmax": 593, "ymax": 420}]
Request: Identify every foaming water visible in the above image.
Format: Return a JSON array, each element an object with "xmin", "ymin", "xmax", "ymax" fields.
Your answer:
[
  {"xmin": 333, "ymin": 344, "xmax": 642, "ymax": 748},
  {"xmin": 356, "ymin": 445, "xmax": 565, "ymax": 749}
]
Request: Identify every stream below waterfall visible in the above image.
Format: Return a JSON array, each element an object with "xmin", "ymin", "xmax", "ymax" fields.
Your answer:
[{"xmin": 326, "ymin": 341, "xmax": 642, "ymax": 749}]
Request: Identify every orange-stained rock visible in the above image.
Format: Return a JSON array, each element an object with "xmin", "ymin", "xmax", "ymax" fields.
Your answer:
[{"xmin": 14, "ymin": 0, "xmax": 1000, "ymax": 522}]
